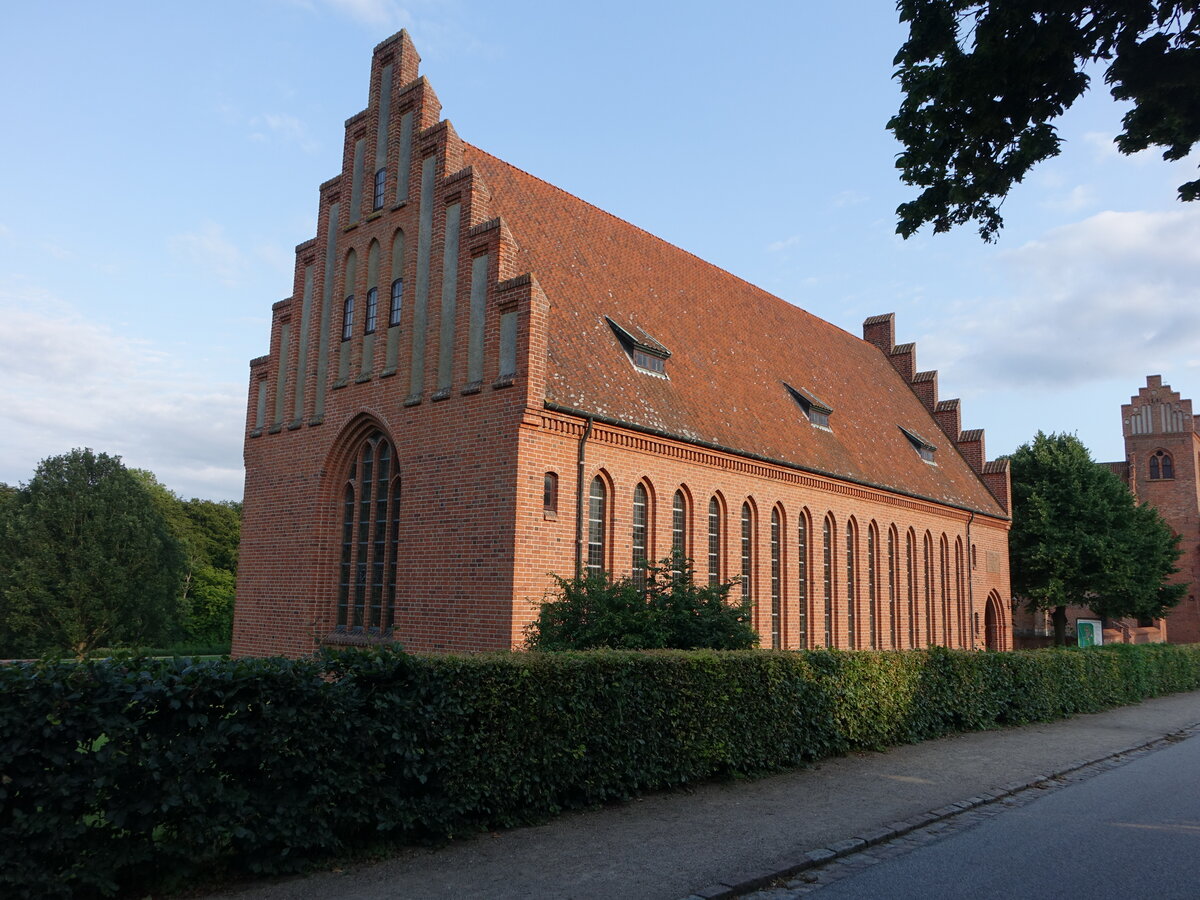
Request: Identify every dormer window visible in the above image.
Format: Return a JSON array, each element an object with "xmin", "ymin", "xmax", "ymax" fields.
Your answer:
[
  {"xmin": 900, "ymin": 426, "xmax": 937, "ymax": 463},
  {"xmin": 606, "ymin": 317, "xmax": 670, "ymax": 377},
  {"xmin": 784, "ymin": 383, "xmax": 832, "ymax": 428}
]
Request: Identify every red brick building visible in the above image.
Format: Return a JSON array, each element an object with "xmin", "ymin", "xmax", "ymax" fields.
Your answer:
[
  {"xmin": 1013, "ymin": 376, "xmax": 1199, "ymax": 647},
  {"xmin": 232, "ymin": 31, "xmax": 1013, "ymax": 657}
]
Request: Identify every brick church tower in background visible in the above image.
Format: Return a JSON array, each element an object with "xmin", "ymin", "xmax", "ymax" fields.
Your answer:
[{"xmin": 1115, "ymin": 376, "xmax": 1200, "ymax": 643}]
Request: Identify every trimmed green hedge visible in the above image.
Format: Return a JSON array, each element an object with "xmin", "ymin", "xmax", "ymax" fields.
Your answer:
[{"xmin": 3, "ymin": 643, "xmax": 1199, "ymax": 897}]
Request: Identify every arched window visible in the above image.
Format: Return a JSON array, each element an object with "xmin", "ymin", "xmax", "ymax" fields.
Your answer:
[
  {"xmin": 632, "ymin": 482, "xmax": 649, "ymax": 588},
  {"xmin": 587, "ymin": 476, "xmax": 607, "ymax": 576},
  {"xmin": 845, "ymin": 519, "xmax": 857, "ymax": 649},
  {"xmin": 672, "ymin": 490, "xmax": 688, "ymax": 559},
  {"xmin": 924, "ymin": 532, "xmax": 935, "ymax": 645},
  {"xmin": 867, "ymin": 523, "xmax": 878, "ymax": 649},
  {"xmin": 906, "ymin": 529, "xmax": 917, "ymax": 648},
  {"xmin": 823, "ymin": 515, "xmax": 834, "ymax": 647},
  {"xmin": 341, "ymin": 249, "xmax": 357, "ymax": 343},
  {"xmin": 336, "ymin": 430, "xmax": 399, "ymax": 633},
  {"xmin": 1150, "ymin": 449, "xmax": 1174, "ymax": 480},
  {"xmin": 940, "ymin": 535, "xmax": 951, "ymax": 646},
  {"xmin": 955, "ymin": 537, "xmax": 967, "ymax": 648},
  {"xmin": 798, "ymin": 511, "xmax": 810, "ymax": 649},
  {"xmin": 770, "ymin": 507, "xmax": 782, "ymax": 650},
  {"xmin": 364, "ymin": 240, "xmax": 380, "ymax": 337},
  {"xmin": 888, "ymin": 526, "xmax": 898, "ymax": 649},
  {"xmin": 707, "ymin": 496, "xmax": 722, "ymax": 586},
  {"xmin": 741, "ymin": 502, "xmax": 754, "ymax": 605},
  {"xmin": 543, "ymin": 472, "xmax": 558, "ymax": 515}
]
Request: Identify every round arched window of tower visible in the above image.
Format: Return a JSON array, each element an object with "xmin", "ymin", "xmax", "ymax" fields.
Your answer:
[{"xmin": 1149, "ymin": 449, "xmax": 1174, "ymax": 480}]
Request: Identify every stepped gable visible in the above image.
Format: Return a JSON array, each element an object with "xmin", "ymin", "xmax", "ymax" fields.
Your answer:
[
  {"xmin": 860, "ymin": 311, "xmax": 1010, "ymax": 514},
  {"xmin": 461, "ymin": 147, "xmax": 1005, "ymax": 517}
]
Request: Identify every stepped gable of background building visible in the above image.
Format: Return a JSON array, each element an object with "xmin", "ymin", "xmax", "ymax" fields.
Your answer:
[{"xmin": 463, "ymin": 146, "xmax": 1006, "ymax": 518}]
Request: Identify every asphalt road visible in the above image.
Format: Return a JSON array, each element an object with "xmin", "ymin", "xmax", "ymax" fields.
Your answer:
[
  {"xmin": 787, "ymin": 729, "xmax": 1200, "ymax": 899},
  {"xmin": 203, "ymin": 690, "xmax": 1200, "ymax": 900}
]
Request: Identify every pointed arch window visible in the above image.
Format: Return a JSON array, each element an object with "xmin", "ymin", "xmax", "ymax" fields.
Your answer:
[
  {"xmin": 887, "ymin": 527, "xmax": 898, "ymax": 649},
  {"xmin": 373, "ymin": 167, "xmax": 386, "ymax": 211},
  {"xmin": 633, "ymin": 483, "xmax": 649, "ymax": 588},
  {"xmin": 823, "ymin": 515, "xmax": 834, "ymax": 647},
  {"xmin": 587, "ymin": 477, "xmax": 607, "ymax": 576},
  {"xmin": 672, "ymin": 490, "xmax": 688, "ymax": 559},
  {"xmin": 845, "ymin": 520, "xmax": 857, "ymax": 649},
  {"xmin": 707, "ymin": 497, "xmax": 722, "ymax": 586},
  {"xmin": 336, "ymin": 430, "xmax": 399, "ymax": 634},
  {"xmin": 740, "ymin": 502, "xmax": 754, "ymax": 604},
  {"xmin": 770, "ymin": 507, "xmax": 782, "ymax": 650},
  {"xmin": 1150, "ymin": 450, "xmax": 1174, "ymax": 480},
  {"xmin": 798, "ymin": 512, "xmax": 809, "ymax": 649},
  {"xmin": 364, "ymin": 286, "xmax": 379, "ymax": 335},
  {"xmin": 906, "ymin": 530, "xmax": 917, "ymax": 648},
  {"xmin": 924, "ymin": 532, "xmax": 935, "ymax": 645},
  {"xmin": 867, "ymin": 524, "xmax": 878, "ymax": 650}
]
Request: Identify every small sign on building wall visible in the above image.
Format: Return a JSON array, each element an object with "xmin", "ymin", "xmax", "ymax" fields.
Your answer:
[{"xmin": 1076, "ymin": 618, "xmax": 1103, "ymax": 647}]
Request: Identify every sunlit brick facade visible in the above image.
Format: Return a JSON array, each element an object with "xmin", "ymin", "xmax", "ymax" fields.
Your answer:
[{"xmin": 232, "ymin": 31, "xmax": 1012, "ymax": 657}]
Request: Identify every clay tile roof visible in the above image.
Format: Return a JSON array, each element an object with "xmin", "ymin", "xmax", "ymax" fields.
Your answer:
[
  {"xmin": 863, "ymin": 313, "xmax": 893, "ymax": 326},
  {"xmin": 463, "ymin": 145, "xmax": 1005, "ymax": 517}
]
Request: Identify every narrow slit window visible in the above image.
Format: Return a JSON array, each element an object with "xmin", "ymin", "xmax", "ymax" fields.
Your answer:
[
  {"xmin": 632, "ymin": 483, "xmax": 649, "ymax": 588},
  {"xmin": 390, "ymin": 278, "xmax": 404, "ymax": 327},
  {"xmin": 342, "ymin": 295, "xmax": 355, "ymax": 342},
  {"xmin": 373, "ymin": 168, "xmax": 386, "ymax": 211},
  {"xmin": 708, "ymin": 497, "xmax": 722, "ymax": 586},
  {"xmin": 364, "ymin": 286, "xmax": 378, "ymax": 335}
]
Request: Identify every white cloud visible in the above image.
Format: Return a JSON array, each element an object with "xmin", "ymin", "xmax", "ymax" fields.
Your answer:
[
  {"xmin": 248, "ymin": 112, "xmax": 319, "ymax": 152},
  {"xmin": 1040, "ymin": 183, "xmax": 1096, "ymax": 213},
  {"xmin": 767, "ymin": 234, "xmax": 805, "ymax": 253},
  {"xmin": 0, "ymin": 289, "xmax": 244, "ymax": 500},
  {"xmin": 833, "ymin": 189, "xmax": 868, "ymax": 208},
  {"xmin": 1082, "ymin": 131, "xmax": 1157, "ymax": 165},
  {"xmin": 168, "ymin": 222, "xmax": 247, "ymax": 287},
  {"xmin": 922, "ymin": 208, "xmax": 1200, "ymax": 391}
]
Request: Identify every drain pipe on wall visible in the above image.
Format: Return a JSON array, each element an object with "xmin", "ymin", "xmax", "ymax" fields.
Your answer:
[
  {"xmin": 966, "ymin": 511, "xmax": 976, "ymax": 649},
  {"xmin": 574, "ymin": 417, "xmax": 594, "ymax": 577}
]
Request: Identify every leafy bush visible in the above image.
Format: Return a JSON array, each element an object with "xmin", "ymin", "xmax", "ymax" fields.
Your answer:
[
  {"xmin": 2, "ymin": 643, "xmax": 1199, "ymax": 897},
  {"xmin": 525, "ymin": 555, "xmax": 757, "ymax": 650}
]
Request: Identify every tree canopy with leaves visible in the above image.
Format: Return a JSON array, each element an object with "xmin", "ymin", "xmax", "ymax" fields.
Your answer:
[
  {"xmin": 0, "ymin": 449, "xmax": 187, "ymax": 657},
  {"xmin": 890, "ymin": 1, "xmax": 1200, "ymax": 240},
  {"xmin": 1009, "ymin": 432, "xmax": 1185, "ymax": 643}
]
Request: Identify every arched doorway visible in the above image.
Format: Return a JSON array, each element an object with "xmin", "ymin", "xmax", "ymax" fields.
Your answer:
[{"xmin": 984, "ymin": 591, "xmax": 1004, "ymax": 651}]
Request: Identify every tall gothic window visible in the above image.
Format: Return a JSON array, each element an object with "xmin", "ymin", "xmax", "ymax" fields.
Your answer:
[
  {"xmin": 867, "ymin": 524, "xmax": 878, "ymax": 649},
  {"xmin": 940, "ymin": 536, "xmax": 951, "ymax": 645},
  {"xmin": 845, "ymin": 520, "xmax": 857, "ymax": 649},
  {"xmin": 741, "ymin": 502, "xmax": 753, "ymax": 605},
  {"xmin": 390, "ymin": 278, "xmax": 404, "ymax": 327},
  {"xmin": 672, "ymin": 490, "xmax": 688, "ymax": 559},
  {"xmin": 823, "ymin": 515, "xmax": 834, "ymax": 647},
  {"xmin": 708, "ymin": 497, "xmax": 722, "ymax": 586},
  {"xmin": 770, "ymin": 508, "xmax": 781, "ymax": 650},
  {"xmin": 888, "ymin": 527, "xmax": 898, "ymax": 649},
  {"xmin": 798, "ymin": 513, "xmax": 809, "ymax": 649},
  {"xmin": 924, "ymin": 532, "xmax": 935, "ymax": 644},
  {"xmin": 364, "ymin": 286, "xmax": 378, "ymax": 335},
  {"xmin": 632, "ymin": 483, "xmax": 649, "ymax": 588},
  {"xmin": 587, "ymin": 477, "xmax": 607, "ymax": 576},
  {"xmin": 906, "ymin": 529, "xmax": 917, "ymax": 647},
  {"xmin": 336, "ymin": 431, "xmax": 400, "ymax": 633}
]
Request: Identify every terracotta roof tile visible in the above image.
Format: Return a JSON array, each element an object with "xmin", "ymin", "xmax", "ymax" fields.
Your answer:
[{"xmin": 464, "ymin": 145, "xmax": 1004, "ymax": 517}]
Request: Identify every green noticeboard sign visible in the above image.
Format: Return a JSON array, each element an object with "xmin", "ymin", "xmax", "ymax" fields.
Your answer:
[{"xmin": 1076, "ymin": 619, "xmax": 1103, "ymax": 647}]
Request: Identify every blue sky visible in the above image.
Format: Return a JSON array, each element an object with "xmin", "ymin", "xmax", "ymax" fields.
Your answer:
[{"xmin": 2, "ymin": 1, "xmax": 1197, "ymax": 501}]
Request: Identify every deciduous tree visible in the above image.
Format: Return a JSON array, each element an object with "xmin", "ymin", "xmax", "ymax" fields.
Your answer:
[
  {"xmin": 1009, "ymin": 432, "xmax": 1184, "ymax": 643},
  {"xmin": 0, "ymin": 449, "xmax": 186, "ymax": 657},
  {"xmin": 890, "ymin": 1, "xmax": 1200, "ymax": 240}
]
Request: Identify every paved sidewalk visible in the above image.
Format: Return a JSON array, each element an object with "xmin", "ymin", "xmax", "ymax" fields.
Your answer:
[{"xmin": 205, "ymin": 690, "xmax": 1200, "ymax": 900}]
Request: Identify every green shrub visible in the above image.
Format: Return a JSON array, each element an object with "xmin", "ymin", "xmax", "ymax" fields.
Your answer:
[
  {"xmin": 525, "ymin": 555, "xmax": 757, "ymax": 650},
  {"xmin": 2, "ymin": 643, "xmax": 1199, "ymax": 898}
]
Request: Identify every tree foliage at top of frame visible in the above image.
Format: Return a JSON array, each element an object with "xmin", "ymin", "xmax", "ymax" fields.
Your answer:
[{"xmin": 890, "ymin": 1, "xmax": 1200, "ymax": 241}]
